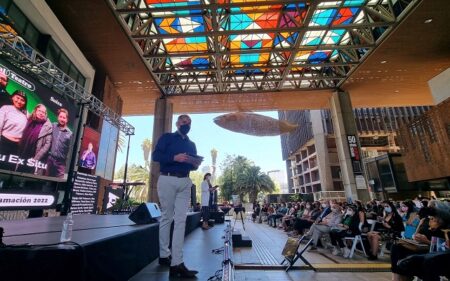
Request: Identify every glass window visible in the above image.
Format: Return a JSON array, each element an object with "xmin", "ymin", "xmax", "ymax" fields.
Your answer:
[
  {"xmin": 377, "ymin": 158, "xmax": 396, "ymax": 192},
  {"xmin": 0, "ymin": 0, "xmax": 12, "ymax": 14},
  {"xmin": 96, "ymin": 120, "xmax": 119, "ymax": 180},
  {"xmin": 23, "ymin": 23, "xmax": 40, "ymax": 48},
  {"xmin": 58, "ymin": 53, "xmax": 70, "ymax": 73},
  {"xmin": 68, "ymin": 64, "xmax": 79, "ymax": 81},
  {"xmin": 46, "ymin": 40, "xmax": 61, "ymax": 66},
  {"xmin": 8, "ymin": 4, "xmax": 27, "ymax": 33}
]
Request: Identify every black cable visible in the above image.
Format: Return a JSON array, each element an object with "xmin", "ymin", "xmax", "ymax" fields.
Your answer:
[
  {"xmin": 0, "ymin": 227, "xmax": 5, "ymax": 248},
  {"xmin": 212, "ymin": 246, "xmax": 224, "ymax": 254},
  {"xmin": 207, "ymin": 269, "xmax": 223, "ymax": 281}
]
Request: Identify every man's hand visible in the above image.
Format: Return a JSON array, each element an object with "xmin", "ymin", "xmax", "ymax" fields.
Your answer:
[{"xmin": 174, "ymin": 153, "xmax": 189, "ymax": 162}]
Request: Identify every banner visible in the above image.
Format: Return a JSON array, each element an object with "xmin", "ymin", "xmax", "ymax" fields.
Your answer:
[
  {"xmin": 347, "ymin": 135, "xmax": 363, "ymax": 175},
  {"xmin": 0, "ymin": 190, "xmax": 57, "ymax": 210},
  {"xmin": 0, "ymin": 59, "xmax": 78, "ymax": 180},
  {"xmin": 70, "ymin": 172, "xmax": 100, "ymax": 214}
]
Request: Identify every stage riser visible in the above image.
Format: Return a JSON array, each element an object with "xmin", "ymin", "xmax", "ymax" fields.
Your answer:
[{"xmin": 0, "ymin": 212, "xmax": 201, "ymax": 281}]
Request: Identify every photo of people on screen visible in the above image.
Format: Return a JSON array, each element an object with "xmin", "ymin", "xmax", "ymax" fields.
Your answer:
[
  {"xmin": 16, "ymin": 104, "xmax": 52, "ymax": 175},
  {"xmin": 45, "ymin": 108, "xmax": 73, "ymax": 178},
  {"xmin": 80, "ymin": 142, "xmax": 96, "ymax": 170},
  {"xmin": 0, "ymin": 69, "xmax": 10, "ymax": 106},
  {"xmin": 0, "ymin": 90, "xmax": 28, "ymax": 170}
]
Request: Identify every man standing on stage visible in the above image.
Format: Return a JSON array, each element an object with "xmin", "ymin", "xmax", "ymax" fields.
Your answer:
[
  {"xmin": 46, "ymin": 108, "xmax": 72, "ymax": 177},
  {"xmin": 152, "ymin": 114, "xmax": 200, "ymax": 278}
]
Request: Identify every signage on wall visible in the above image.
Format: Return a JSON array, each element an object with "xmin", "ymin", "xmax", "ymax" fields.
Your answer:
[
  {"xmin": 0, "ymin": 192, "xmax": 57, "ymax": 209},
  {"xmin": 70, "ymin": 172, "xmax": 100, "ymax": 214},
  {"xmin": 347, "ymin": 135, "xmax": 363, "ymax": 175}
]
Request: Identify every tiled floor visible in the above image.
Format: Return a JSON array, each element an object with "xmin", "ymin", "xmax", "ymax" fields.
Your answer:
[
  {"xmin": 129, "ymin": 217, "xmax": 393, "ymax": 281},
  {"xmin": 235, "ymin": 270, "xmax": 392, "ymax": 281}
]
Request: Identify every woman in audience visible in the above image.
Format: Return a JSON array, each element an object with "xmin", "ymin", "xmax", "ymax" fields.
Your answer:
[
  {"xmin": 354, "ymin": 200, "xmax": 369, "ymax": 233},
  {"xmin": 329, "ymin": 204, "xmax": 361, "ymax": 257},
  {"xmin": 391, "ymin": 205, "xmax": 449, "ymax": 281},
  {"xmin": 281, "ymin": 203, "xmax": 297, "ymax": 231},
  {"xmin": 366, "ymin": 200, "xmax": 404, "ymax": 260},
  {"xmin": 401, "ymin": 200, "xmax": 420, "ymax": 239},
  {"xmin": 289, "ymin": 201, "xmax": 319, "ymax": 237}
]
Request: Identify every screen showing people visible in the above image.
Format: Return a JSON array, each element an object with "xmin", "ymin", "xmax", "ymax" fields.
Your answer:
[
  {"xmin": 78, "ymin": 127, "xmax": 100, "ymax": 175},
  {"xmin": 0, "ymin": 60, "xmax": 77, "ymax": 179}
]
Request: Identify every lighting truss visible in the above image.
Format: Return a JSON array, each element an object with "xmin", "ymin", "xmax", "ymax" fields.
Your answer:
[
  {"xmin": 0, "ymin": 34, "xmax": 135, "ymax": 135},
  {"xmin": 109, "ymin": 0, "xmax": 419, "ymax": 96}
]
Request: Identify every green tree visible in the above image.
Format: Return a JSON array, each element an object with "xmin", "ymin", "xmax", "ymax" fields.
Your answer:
[
  {"xmin": 235, "ymin": 166, "xmax": 275, "ymax": 203},
  {"xmin": 114, "ymin": 164, "xmax": 149, "ymax": 202},
  {"xmin": 114, "ymin": 138, "xmax": 153, "ymax": 203},
  {"xmin": 217, "ymin": 155, "xmax": 275, "ymax": 203},
  {"xmin": 218, "ymin": 155, "xmax": 252, "ymax": 202}
]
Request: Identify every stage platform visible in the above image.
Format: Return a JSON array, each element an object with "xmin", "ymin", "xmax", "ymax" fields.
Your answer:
[{"xmin": 0, "ymin": 212, "xmax": 201, "ymax": 281}]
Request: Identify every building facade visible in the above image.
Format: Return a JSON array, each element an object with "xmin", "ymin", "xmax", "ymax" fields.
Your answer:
[{"xmin": 279, "ymin": 106, "xmax": 431, "ymax": 194}]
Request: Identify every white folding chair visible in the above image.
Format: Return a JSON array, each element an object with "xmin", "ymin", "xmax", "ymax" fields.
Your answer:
[{"xmin": 344, "ymin": 235, "xmax": 367, "ymax": 258}]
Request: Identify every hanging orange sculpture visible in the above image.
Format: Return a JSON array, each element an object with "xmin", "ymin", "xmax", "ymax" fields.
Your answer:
[{"xmin": 213, "ymin": 112, "xmax": 298, "ymax": 136}]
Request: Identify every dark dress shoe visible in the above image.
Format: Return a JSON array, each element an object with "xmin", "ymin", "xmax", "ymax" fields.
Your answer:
[
  {"xmin": 159, "ymin": 256, "xmax": 171, "ymax": 266},
  {"xmin": 169, "ymin": 263, "xmax": 198, "ymax": 278}
]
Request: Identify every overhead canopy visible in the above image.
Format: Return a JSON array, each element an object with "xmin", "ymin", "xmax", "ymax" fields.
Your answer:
[
  {"xmin": 114, "ymin": 0, "xmax": 414, "ymax": 95},
  {"xmin": 46, "ymin": 0, "xmax": 450, "ymax": 114}
]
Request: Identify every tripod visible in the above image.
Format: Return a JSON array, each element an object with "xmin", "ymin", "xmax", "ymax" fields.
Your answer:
[{"xmin": 232, "ymin": 207, "xmax": 245, "ymax": 231}]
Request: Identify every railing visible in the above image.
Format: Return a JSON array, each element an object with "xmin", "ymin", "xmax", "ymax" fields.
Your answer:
[{"xmin": 313, "ymin": 191, "xmax": 346, "ymax": 202}]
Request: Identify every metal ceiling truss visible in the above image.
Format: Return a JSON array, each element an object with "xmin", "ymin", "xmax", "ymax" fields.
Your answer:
[
  {"xmin": 109, "ymin": 0, "xmax": 418, "ymax": 96},
  {"xmin": 0, "ymin": 34, "xmax": 135, "ymax": 135}
]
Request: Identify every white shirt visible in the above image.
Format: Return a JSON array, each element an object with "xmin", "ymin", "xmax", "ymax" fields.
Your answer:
[
  {"xmin": 201, "ymin": 180, "xmax": 210, "ymax": 207},
  {"xmin": 0, "ymin": 105, "xmax": 27, "ymax": 139}
]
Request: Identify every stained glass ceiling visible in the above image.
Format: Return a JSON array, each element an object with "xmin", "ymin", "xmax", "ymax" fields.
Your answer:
[{"xmin": 112, "ymin": 0, "xmax": 415, "ymax": 95}]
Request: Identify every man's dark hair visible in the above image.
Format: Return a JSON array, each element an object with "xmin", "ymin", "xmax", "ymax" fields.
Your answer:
[{"xmin": 178, "ymin": 114, "xmax": 190, "ymax": 121}]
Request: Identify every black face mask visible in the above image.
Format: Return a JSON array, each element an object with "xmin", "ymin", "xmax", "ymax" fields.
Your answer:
[{"xmin": 179, "ymin": 124, "xmax": 190, "ymax": 135}]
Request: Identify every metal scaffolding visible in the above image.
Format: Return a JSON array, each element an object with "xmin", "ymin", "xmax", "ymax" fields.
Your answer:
[{"xmin": 0, "ymin": 34, "xmax": 135, "ymax": 136}]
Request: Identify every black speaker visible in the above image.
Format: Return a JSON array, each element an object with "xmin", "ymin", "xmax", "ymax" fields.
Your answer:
[{"xmin": 129, "ymin": 203, "xmax": 161, "ymax": 224}]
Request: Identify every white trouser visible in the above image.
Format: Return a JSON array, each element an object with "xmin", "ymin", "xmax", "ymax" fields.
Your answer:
[{"xmin": 157, "ymin": 175, "xmax": 192, "ymax": 266}]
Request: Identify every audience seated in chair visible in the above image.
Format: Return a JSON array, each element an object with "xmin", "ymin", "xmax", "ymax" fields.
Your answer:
[
  {"xmin": 367, "ymin": 200, "xmax": 404, "ymax": 260},
  {"xmin": 391, "ymin": 202, "xmax": 450, "ymax": 281},
  {"xmin": 267, "ymin": 203, "xmax": 288, "ymax": 228},
  {"xmin": 329, "ymin": 204, "xmax": 361, "ymax": 258},
  {"xmin": 308, "ymin": 203, "xmax": 343, "ymax": 251}
]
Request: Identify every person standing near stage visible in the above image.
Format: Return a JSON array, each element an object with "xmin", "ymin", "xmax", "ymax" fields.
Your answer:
[
  {"xmin": 201, "ymin": 172, "xmax": 218, "ymax": 230},
  {"xmin": 152, "ymin": 114, "xmax": 200, "ymax": 278},
  {"xmin": 46, "ymin": 108, "xmax": 72, "ymax": 178}
]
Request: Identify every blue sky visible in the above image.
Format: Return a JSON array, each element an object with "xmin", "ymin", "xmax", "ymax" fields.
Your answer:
[{"xmin": 114, "ymin": 111, "xmax": 287, "ymax": 178}]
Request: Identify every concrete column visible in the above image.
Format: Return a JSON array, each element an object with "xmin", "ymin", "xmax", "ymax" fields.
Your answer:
[
  {"xmin": 148, "ymin": 98, "xmax": 173, "ymax": 202},
  {"xmin": 330, "ymin": 91, "xmax": 369, "ymax": 202},
  {"xmin": 310, "ymin": 110, "xmax": 333, "ymax": 191}
]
